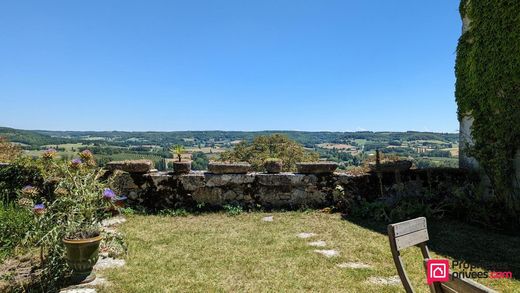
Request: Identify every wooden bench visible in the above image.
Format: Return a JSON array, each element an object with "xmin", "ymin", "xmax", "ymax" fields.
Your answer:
[{"xmin": 387, "ymin": 217, "xmax": 497, "ymax": 293}]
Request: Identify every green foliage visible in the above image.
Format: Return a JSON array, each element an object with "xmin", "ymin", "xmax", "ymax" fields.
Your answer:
[
  {"xmin": 0, "ymin": 158, "xmax": 44, "ymax": 203},
  {"xmin": 158, "ymin": 208, "xmax": 189, "ymax": 217},
  {"xmin": 170, "ymin": 145, "xmax": 184, "ymax": 162},
  {"xmin": 0, "ymin": 127, "xmax": 70, "ymax": 147},
  {"xmin": 13, "ymin": 152, "xmax": 117, "ymax": 290},
  {"xmin": 344, "ymin": 179, "xmax": 519, "ymax": 233},
  {"xmin": 0, "ymin": 202, "xmax": 33, "ymax": 260},
  {"xmin": 191, "ymin": 152, "xmax": 209, "ymax": 170},
  {"xmin": 264, "ymin": 158, "xmax": 282, "ymax": 163},
  {"xmin": 219, "ymin": 134, "xmax": 320, "ymax": 172},
  {"xmin": 456, "ymin": 1, "xmax": 520, "ymax": 211},
  {"xmin": 223, "ymin": 204, "xmax": 243, "ymax": 216}
]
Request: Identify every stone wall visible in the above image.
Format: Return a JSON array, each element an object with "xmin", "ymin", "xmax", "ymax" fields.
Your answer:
[{"xmin": 106, "ymin": 166, "xmax": 474, "ymax": 211}]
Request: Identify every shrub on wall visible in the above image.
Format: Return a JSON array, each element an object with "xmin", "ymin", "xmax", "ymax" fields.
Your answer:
[
  {"xmin": 219, "ymin": 134, "xmax": 319, "ymax": 172},
  {"xmin": 456, "ymin": 0, "xmax": 520, "ymax": 212}
]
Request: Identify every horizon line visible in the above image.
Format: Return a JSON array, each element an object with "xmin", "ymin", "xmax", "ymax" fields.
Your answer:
[{"xmin": 1, "ymin": 125, "xmax": 459, "ymax": 134}]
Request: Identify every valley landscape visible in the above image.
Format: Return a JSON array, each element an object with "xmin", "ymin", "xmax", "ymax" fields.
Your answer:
[{"xmin": 0, "ymin": 127, "xmax": 459, "ymax": 171}]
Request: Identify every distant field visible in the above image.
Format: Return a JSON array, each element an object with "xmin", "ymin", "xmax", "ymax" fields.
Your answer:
[
  {"xmin": 353, "ymin": 139, "xmax": 367, "ymax": 146},
  {"xmin": 316, "ymin": 143, "xmax": 356, "ymax": 150},
  {"xmin": 44, "ymin": 143, "xmax": 86, "ymax": 150},
  {"xmin": 97, "ymin": 153, "xmax": 163, "ymax": 162},
  {"xmin": 186, "ymin": 147, "xmax": 227, "ymax": 154},
  {"xmin": 442, "ymin": 147, "xmax": 459, "ymax": 157}
]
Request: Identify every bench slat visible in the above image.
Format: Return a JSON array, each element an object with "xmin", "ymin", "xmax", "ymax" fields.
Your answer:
[
  {"xmin": 392, "ymin": 217, "xmax": 427, "ymax": 237},
  {"xmin": 440, "ymin": 275, "xmax": 498, "ymax": 293},
  {"xmin": 395, "ymin": 229, "xmax": 429, "ymax": 250}
]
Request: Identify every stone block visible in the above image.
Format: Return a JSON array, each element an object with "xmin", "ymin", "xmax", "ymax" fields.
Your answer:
[{"xmin": 106, "ymin": 160, "xmax": 152, "ymax": 173}]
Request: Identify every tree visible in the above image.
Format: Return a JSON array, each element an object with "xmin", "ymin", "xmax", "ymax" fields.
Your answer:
[
  {"xmin": 191, "ymin": 152, "xmax": 209, "ymax": 170},
  {"xmin": 0, "ymin": 136, "xmax": 22, "ymax": 162},
  {"xmin": 219, "ymin": 134, "xmax": 319, "ymax": 172}
]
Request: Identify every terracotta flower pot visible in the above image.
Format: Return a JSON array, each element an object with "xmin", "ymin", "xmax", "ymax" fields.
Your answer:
[
  {"xmin": 63, "ymin": 235, "xmax": 102, "ymax": 284},
  {"xmin": 173, "ymin": 161, "xmax": 191, "ymax": 174}
]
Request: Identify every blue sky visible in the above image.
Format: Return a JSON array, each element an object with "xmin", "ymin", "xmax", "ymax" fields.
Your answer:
[{"xmin": 0, "ymin": 1, "xmax": 461, "ymax": 132}]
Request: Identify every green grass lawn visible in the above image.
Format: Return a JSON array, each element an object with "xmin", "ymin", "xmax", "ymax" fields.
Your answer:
[{"xmin": 100, "ymin": 212, "xmax": 520, "ymax": 292}]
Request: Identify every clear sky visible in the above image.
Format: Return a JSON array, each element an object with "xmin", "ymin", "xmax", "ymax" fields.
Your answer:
[{"xmin": 0, "ymin": 1, "xmax": 461, "ymax": 132}]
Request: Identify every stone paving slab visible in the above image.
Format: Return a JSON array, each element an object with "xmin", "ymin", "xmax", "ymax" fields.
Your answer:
[
  {"xmin": 313, "ymin": 249, "xmax": 339, "ymax": 258},
  {"xmin": 297, "ymin": 232, "xmax": 316, "ymax": 239}
]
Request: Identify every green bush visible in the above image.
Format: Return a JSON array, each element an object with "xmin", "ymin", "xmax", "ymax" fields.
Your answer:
[
  {"xmin": 0, "ymin": 201, "xmax": 33, "ymax": 260},
  {"xmin": 0, "ymin": 159, "xmax": 43, "ymax": 203}
]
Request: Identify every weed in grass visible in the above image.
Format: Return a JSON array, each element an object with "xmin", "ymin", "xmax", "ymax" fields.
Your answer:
[
  {"xmin": 158, "ymin": 208, "xmax": 190, "ymax": 217},
  {"xmin": 223, "ymin": 204, "xmax": 243, "ymax": 216}
]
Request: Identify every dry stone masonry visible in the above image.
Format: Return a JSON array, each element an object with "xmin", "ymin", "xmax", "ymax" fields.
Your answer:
[{"xmin": 105, "ymin": 161, "xmax": 474, "ymax": 211}]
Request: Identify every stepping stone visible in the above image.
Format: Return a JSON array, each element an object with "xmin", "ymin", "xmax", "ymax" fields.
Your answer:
[
  {"xmin": 297, "ymin": 232, "xmax": 316, "ymax": 239},
  {"xmin": 313, "ymin": 249, "xmax": 339, "ymax": 258},
  {"xmin": 336, "ymin": 262, "xmax": 371, "ymax": 269},
  {"xmin": 94, "ymin": 257, "xmax": 126, "ymax": 270},
  {"xmin": 366, "ymin": 276, "xmax": 401, "ymax": 286},
  {"xmin": 261, "ymin": 216, "xmax": 273, "ymax": 222},
  {"xmin": 101, "ymin": 216, "xmax": 126, "ymax": 227},
  {"xmin": 60, "ymin": 276, "xmax": 109, "ymax": 292},
  {"xmin": 60, "ymin": 289, "xmax": 96, "ymax": 293},
  {"xmin": 308, "ymin": 240, "xmax": 327, "ymax": 247}
]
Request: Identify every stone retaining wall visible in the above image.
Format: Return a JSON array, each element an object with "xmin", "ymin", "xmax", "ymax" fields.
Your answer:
[{"xmin": 106, "ymin": 166, "xmax": 474, "ymax": 211}]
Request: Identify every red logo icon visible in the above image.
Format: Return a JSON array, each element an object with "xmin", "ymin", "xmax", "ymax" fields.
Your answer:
[{"xmin": 427, "ymin": 259, "xmax": 450, "ymax": 284}]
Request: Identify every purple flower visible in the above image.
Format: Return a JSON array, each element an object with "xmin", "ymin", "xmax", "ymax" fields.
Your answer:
[
  {"xmin": 103, "ymin": 188, "xmax": 116, "ymax": 200},
  {"xmin": 42, "ymin": 148, "xmax": 57, "ymax": 159},
  {"xmin": 21, "ymin": 185, "xmax": 38, "ymax": 197},
  {"xmin": 70, "ymin": 158, "xmax": 82, "ymax": 168},
  {"xmin": 80, "ymin": 149, "xmax": 93, "ymax": 160},
  {"xmin": 33, "ymin": 203, "xmax": 45, "ymax": 214}
]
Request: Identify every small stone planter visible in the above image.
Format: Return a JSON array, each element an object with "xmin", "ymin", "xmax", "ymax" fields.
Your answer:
[
  {"xmin": 264, "ymin": 160, "xmax": 283, "ymax": 173},
  {"xmin": 173, "ymin": 161, "xmax": 191, "ymax": 174},
  {"xmin": 369, "ymin": 160, "xmax": 412, "ymax": 173},
  {"xmin": 208, "ymin": 162, "xmax": 251, "ymax": 174},
  {"xmin": 296, "ymin": 162, "xmax": 338, "ymax": 174}
]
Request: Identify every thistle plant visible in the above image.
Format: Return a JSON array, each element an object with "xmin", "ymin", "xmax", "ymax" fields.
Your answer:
[{"xmin": 15, "ymin": 150, "xmax": 122, "ymax": 290}]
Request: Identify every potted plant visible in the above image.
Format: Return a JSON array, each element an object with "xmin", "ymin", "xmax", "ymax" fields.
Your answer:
[
  {"xmin": 264, "ymin": 158, "xmax": 283, "ymax": 173},
  {"xmin": 170, "ymin": 145, "xmax": 191, "ymax": 174},
  {"xmin": 23, "ymin": 151, "xmax": 119, "ymax": 285}
]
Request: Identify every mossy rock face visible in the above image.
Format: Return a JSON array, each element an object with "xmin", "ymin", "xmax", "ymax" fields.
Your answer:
[
  {"xmin": 296, "ymin": 162, "xmax": 338, "ymax": 174},
  {"xmin": 208, "ymin": 162, "xmax": 251, "ymax": 174}
]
